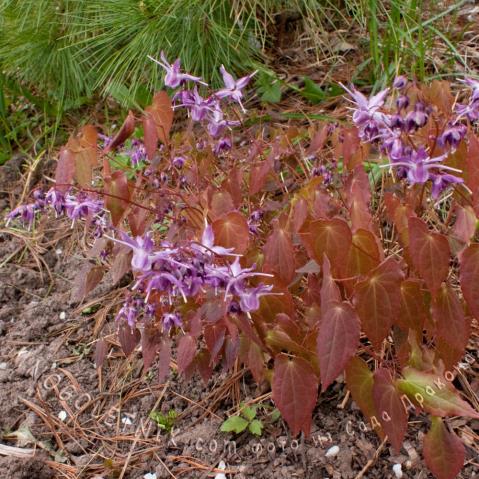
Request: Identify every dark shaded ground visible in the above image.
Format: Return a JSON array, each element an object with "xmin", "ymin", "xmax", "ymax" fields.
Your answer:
[{"xmin": 1, "ymin": 157, "xmax": 478, "ymax": 479}]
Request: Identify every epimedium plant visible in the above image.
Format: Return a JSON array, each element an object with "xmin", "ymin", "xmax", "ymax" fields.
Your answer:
[{"xmin": 6, "ymin": 56, "xmax": 479, "ymax": 478}]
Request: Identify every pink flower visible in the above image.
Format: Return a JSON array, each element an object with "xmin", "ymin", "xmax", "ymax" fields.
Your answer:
[
  {"xmin": 215, "ymin": 65, "xmax": 257, "ymax": 112},
  {"xmin": 148, "ymin": 52, "xmax": 207, "ymax": 89}
]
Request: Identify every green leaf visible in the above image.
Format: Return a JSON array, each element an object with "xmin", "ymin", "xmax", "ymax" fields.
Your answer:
[
  {"xmin": 396, "ymin": 367, "xmax": 479, "ymax": 419},
  {"xmin": 259, "ymin": 81, "xmax": 282, "ymax": 103},
  {"xmin": 241, "ymin": 406, "xmax": 257, "ymax": 422},
  {"xmin": 220, "ymin": 416, "xmax": 249, "ymax": 434},
  {"xmin": 270, "ymin": 409, "xmax": 281, "ymax": 422},
  {"xmin": 300, "ymin": 78, "xmax": 343, "ymax": 104},
  {"xmin": 248, "ymin": 419, "xmax": 263, "ymax": 436}
]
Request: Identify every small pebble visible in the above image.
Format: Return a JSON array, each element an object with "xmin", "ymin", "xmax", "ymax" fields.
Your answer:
[
  {"xmin": 143, "ymin": 474, "xmax": 157, "ymax": 479},
  {"xmin": 393, "ymin": 463, "xmax": 403, "ymax": 478},
  {"xmin": 121, "ymin": 416, "xmax": 133, "ymax": 426},
  {"xmin": 214, "ymin": 460, "xmax": 227, "ymax": 479},
  {"xmin": 55, "ymin": 248, "xmax": 62, "ymax": 255},
  {"xmin": 58, "ymin": 410, "xmax": 67, "ymax": 421},
  {"xmin": 59, "ymin": 312, "xmax": 66, "ymax": 320},
  {"xmin": 325, "ymin": 445, "xmax": 340, "ymax": 458}
]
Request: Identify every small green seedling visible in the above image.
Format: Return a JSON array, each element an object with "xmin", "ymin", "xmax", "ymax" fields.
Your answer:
[
  {"xmin": 221, "ymin": 403, "xmax": 263, "ymax": 436},
  {"xmin": 149, "ymin": 409, "xmax": 177, "ymax": 433}
]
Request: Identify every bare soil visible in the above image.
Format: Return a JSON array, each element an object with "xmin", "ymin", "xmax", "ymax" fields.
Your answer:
[{"xmin": 1, "ymin": 159, "xmax": 478, "ymax": 479}]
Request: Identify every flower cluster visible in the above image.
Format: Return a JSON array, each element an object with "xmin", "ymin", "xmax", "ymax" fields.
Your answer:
[
  {"xmin": 111, "ymin": 221, "xmax": 275, "ymax": 332},
  {"xmin": 341, "ymin": 77, "xmax": 477, "ymax": 199},
  {"xmin": 149, "ymin": 51, "xmax": 256, "ymax": 144},
  {"xmin": 6, "ymin": 188, "xmax": 105, "ymax": 230}
]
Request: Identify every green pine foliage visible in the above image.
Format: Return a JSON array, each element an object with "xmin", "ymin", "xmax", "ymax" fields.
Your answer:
[{"xmin": 0, "ymin": 0, "xmax": 348, "ymax": 108}]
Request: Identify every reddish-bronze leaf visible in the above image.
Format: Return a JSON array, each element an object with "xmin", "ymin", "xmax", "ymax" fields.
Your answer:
[
  {"xmin": 345, "ymin": 358, "xmax": 380, "ymax": 428},
  {"xmin": 423, "ymin": 80, "xmax": 454, "ymax": 115},
  {"xmin": 249, "ymin": 156, "xmax": 274, "ymax": 195},
  {"xmin": 71, "ymin": 264, "xmax": 104, "ymax": 302},
  {"xmin": 151, "ymin": 91, "xmax": 174, "ymax": 145},
  {"xmin": 239, "ymin": 336, "xmax": 265, "ymax": 383},
  {"xmin": 353, "ymin": 257, "xmax": 404, "ymax": 349},
  {"xmin": 431, "ymin": 284, "xmax": 470, "ymax": 361},
  {"xmin": 320, "ymin": 255, "xmax": 341, "ymax": 313},
  {"xmin": 272, "ymin": 354, "xmax": 318, "ymax": 436},
  {"xmin": 264, "ymin": 223, "xmax": 296, "ymax": 284},
  {"xmin": 177, "ymin": 334, "xmax": 197, "ymax": 374},
  {"xmin": 111, "ymin": 249, "xmax": 132, "ymax": 285},
  {"xmin": 301, "ymin": 218, "xmax": 352, "ymax": 276},
  {"xmin": 118, "ymin": 323, "xmax": 140, "ymax": 356},
  {"xmin": 408, "ymin": 217, "xmax": 450, "ymax": 292},
  {"xmin": 158, "ymin": 339, "xmax": 171, "ymax": 384},
  {"xmin": 104, "ymin": 111, "xmax": 136, "ymax": 153},
  {"xmin": 423, "ymin": 417, "xmax": 465, "ymax": 479},
  {"xmin": 397, "ymin": 279, "xmax": 429, "ymax": 332},
  {"xmin": 345, "ymin": 229, "xmax": 381, "ymax": 278},
  {"xmin": 105, "ymin": 170, "xmax": 130, "ymax": 226},
  {"xmin": 306, "ymin": 123, "xmax": 329, "ymax": 156},
  {"xmin": 459, "ymin": 243, "xmax": 479, "ymax": 319},
  {"xmin": 141, "ymin": 324, "xmax": 162, "ymax": 371},
  {"xmin": 204, "ymin": 323, "xmax": 226, "ymax": 363},
  {"xmin": 452, "ymin": 205, "xmax": 477, "ymax": 247},
  {"xmin": 143, "ymin": 110, "xmax": 158, "ymax": 161},
  {"xmin": 373, "ymin": 368, "xmax": 408, "ymax": 452},
  {"xmin": 94, "ymin": 339, "xmax": 107, "ymax": 369},
  {"xmin": 317, "ymin": 301, "xmax": 360, "ymax": 391},
  {"xmin": 195, "ymin": 349, "xmax": 213, "ymax": 382},
  {"xmin": 210, "ymin": 191, "xmax": 235, "ymax": 219},
  {"xmin": 128, "ymin": 205, "xmax": 151, "ymax": 237},
  {"xmin": 55, "ymin": 147, "xmax": 75, "ymax": 193},
  {"xmin": 212, "ymin": 211, "xmax": 250, "ymax": 254}
]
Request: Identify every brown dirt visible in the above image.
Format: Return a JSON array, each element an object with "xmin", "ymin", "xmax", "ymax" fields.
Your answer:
[{"xmin": 1, "ymin": 161, "xmax": 479, "ymax": 479}]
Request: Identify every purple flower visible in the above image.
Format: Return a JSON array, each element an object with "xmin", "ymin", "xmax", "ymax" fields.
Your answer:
[
  {"xmin": 5, "ymin": 203, "xmax": 38, "ymax": 229},
  {"xmin": 213, "ymin": 257, "xmax": 273, "ymax": 300},
  {"xmin": 45, "ymin": 188, "xmax": 65, "ymax": 215},
  {"xmin": 213, "ymin": 137, "xmax": 232, "ymax": 155},
  {"xmin": 393, "ymin": 76, "xmax": 408, "ymax": 89},
  {"xmin": 148, "ymin": 52, "xmax": 207, "ymax": 89},
  {"xmin": 438, "ymin": 123, "xmax": 467, "ymax": 150},
  {"xmin": 396, "ymin": 95, "xmax": 410, "ymax": 111},
  {"xmin": 430, "ymin": 173, "xmax": 464, "ymax": 199},
  {"xmin": 383, "ymin": 147, "xmax": 463, "ymax": 186},
  {"xmin": 207, "ymin": 105, "xmax": 240, "ymax": 138},
  {"xmin": 105, "ymin": 231, "xmax": 178, "ymax": 272},
  {"xmin": 175, "ymin": 87, "xmax": 215, "ymax": 122},
  {"xmin": 128, "ymin": 140, "xmax": 147, "ymax": 167},
  {"xmin": 116, "ymin": 299, "xmax": 141, "ymax": 328},
  {"xmin": 455, "ymin": 102, "xmax": 479, "ymax": 122},
  {"xmin": 172, "ymin": 156, "xmax": 186, "ymax": 168},
  {"xmin": 215, "ymin": 65, "xmax": 257, "ymax": 112},
  {"xmin": 238, "ymin": 284, "xmax": 274, "ymax": 313},
  {"xmin": 143, "ymin": 271, "xmax": 187, "ymax": 303},
  {"xmin": 65, "ymin": 194, "xmax": 104, "ymax": 224},
  {"xmin": 405, "ymin": 108, "xmax": 428, "ymax": 130},
  {"xmin": 340, "ymin": 83, "xmax": 389, "ymax": 125},
  {"xmin": 460, "ymin": 78, "xmax": 479, "ymax": 103},
  {"xmin": 162, "ymin": 312, "xmax": 182, "ymax": 332},
  {"xmin": 192, "ymin": 220, "xmax": 238, "ymax": 256}
]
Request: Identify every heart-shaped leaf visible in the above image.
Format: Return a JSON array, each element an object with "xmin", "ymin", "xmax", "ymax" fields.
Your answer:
[
  {"xmin": 353, "ymin": 257, "xmax": 404, "ymax": 349},
  {"xmin": 272, "ymin": 354, "xmax": 318, "ymax": 436},
  {"xmin": 373, "ymin": 368, "xmax": 408, "ymax": 452},
  {"xmin": 317, "ymin": 301, "xmax": 360, "ymax": 391},
  {"xmin": 408, "ymin": 217, "xmax": 450, "ymax": 292},
  {"xmin": 423, "ymin": 417, "xmax": 465, "ymax": 479}
]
